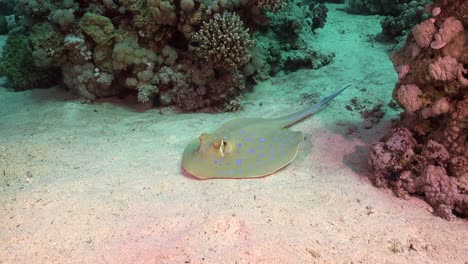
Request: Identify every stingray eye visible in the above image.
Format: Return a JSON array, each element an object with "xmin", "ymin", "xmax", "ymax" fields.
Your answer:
[{"xmin": 212, "ymin": 139, "xmax": 223, "ymax": 149}]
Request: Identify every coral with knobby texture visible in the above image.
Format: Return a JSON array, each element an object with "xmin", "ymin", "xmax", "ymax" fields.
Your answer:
[
  {"xmin": 112, "ymin": 33, "xmax": 158, "ymax": 71},
  {"xmin": 255, "ymin": 0, "xmax": 287, "ymax": 13},
  {"xmin": 308, "ymin": 2, "xmax": 328, "ymax": 33},
  {"xmin": 79, "ymin": 12, "xmax": 115, "ymax": 45},
  {"xmin": 412, "ymin": 19, "xmax": 437, "ymax": 48},
  {"xmin": 192, "ymin": 12, "xmax": 254, "ymax": 71},
  {"xmin": 147, "ymin": 0, "xmax": 178, "ymax": 26},
  {"xmin": 428, "ymin": 56, "xmax": 463, "ymax": 81},
  {"xmin": 368, "ymin": 128, "xmax": 416, "ymax": 188},
  {"xmin": 49, "ymin": 9, "xmax": 75, "ymax": 31},
  {"xmin": 29, "ymin": 22, "xmax": 64, "ymax": 67},
  {"xmin": 430, "ymin": 17, "xmax": 464, "ymax": 49},
  {"xmin": 1, "ymin": 0, "xmax": 330, "ymax": 112},
  {"xmin": 396, "ymin": 84, "xmax": 422, "ymax": 113},
  {"xmin": 62, "ymin": 62, "xmax": 118, "ymax": 99},
  {"xmin": 0, "ymin": 33, "xmax": 58, "ymax": 90},
  {"xmin": 369, "ymin": 0, "xmax": 468, "ymax": 220},
  {"xmin": 348, "ymin": 0, "xmax": 431, "ymax": 40},
  {"xmin": 254, "ymin": 1, "xmax": 333, "ymax": 76}
]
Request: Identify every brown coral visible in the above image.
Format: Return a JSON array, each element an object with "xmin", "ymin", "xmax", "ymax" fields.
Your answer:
[
  {"xmin": 192, "ymin": 12, "xmax": 254, "ymax": 70},
  {"xmin": 255, "ymin": 0, "xmax": 287, "ymax": 13}
]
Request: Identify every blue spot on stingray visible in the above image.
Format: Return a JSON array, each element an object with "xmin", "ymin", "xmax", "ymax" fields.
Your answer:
[
  {"xmin": 230, "ymin": 169, "xmax": 235, "ymax": 175},
  {"xmin": 260, "ymin": 137, "xmax": 265, "ymax": 142},
  {"xmin": 259, "ymin": 153, "xmax": 264, "ymax": 158},
  {"xmin": 239, "ymin": 129, "xmax": 244, "ymax": 134},
  {"xmin": 237, "ymin": 143, "xmax": 242, "ymax": 147},
  {"xmin": 274, "ymin": 137, "xmax": 279, "ymax": 141},
  {"xmin": 246, "ymin": 137, "xmax": 253, "ymax": 142},
  {"xmin": 249, "ymin": 148, "xmax": 255, "ymax": 154},
  {"xmin": 219, "ymin": 158, "xmax": 224, "ymax": 163},
  {"xmin": 214, "ymin": 160, "xmax": 218, "ymax": 165},
  {"xmin": 270, "ymin": 157, "xmax": 274, "ymax": 161},
  {"xmin": 223, "ymin": 171, "xmax": 227, "ymax": 175},
  {"xmin": 210, "ymin": 155, "xmax": 214, "ymax": 159},
  {"xmin": 236, "ymin": 159, "xmax": 242, "ymax": 165},
  {"xmin": 250, "ymin": 133, "xmax": 255, "ymax": 137},
  {"xmin": 249, "ymin": 165, "xmax": 254, "ymax": 170},
  {"xmin": 270, "ymin": 149, "xmax": 274, "ymax": 153}
]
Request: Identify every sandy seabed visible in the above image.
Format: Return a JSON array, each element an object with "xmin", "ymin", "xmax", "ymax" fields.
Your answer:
[{"xmin": 1, "ymin": 5, "xmax": 467, "ymax": 264}]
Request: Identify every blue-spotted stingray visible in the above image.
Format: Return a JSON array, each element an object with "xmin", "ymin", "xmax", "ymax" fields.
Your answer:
[{"xmin": 182, "ymin": 83, "xmax": 352, "ymax": 179}]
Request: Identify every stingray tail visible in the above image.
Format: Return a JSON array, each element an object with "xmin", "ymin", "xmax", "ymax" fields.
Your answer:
[{"xmin": 279, "ymin": 83, "xmax": 352, "ymax": 127}]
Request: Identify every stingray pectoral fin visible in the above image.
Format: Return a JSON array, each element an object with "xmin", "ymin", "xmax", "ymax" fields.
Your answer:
[
  {"xmin": 239, "ymin": 129, "xmax": 304, "ymax": 178},
  {"xmin": 215, "ymin": 129, "xmax": 303, "ymax": 179}
]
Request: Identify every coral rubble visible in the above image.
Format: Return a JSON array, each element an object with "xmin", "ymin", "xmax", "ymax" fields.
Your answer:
[
  {"xmin": 368, "ymin": 0, "xmax": 467, "ymax": 220},
  {"xmin": 0, "ymin": 0, "xmax": 331, "ymax": 112}
]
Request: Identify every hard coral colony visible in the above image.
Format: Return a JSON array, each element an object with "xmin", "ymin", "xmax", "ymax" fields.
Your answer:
[
  {"xmin": 0, "ymin": 0, "xmax": 331, "ymax": 112},
  {"xmin": 369, "ymin": 0, "xmax": 468, "ymax": 220}
]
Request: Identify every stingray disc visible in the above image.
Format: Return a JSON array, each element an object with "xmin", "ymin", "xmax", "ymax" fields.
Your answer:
[{"xmin": 182, "ymin": 118, "xmax": 303, "ymax": 179}]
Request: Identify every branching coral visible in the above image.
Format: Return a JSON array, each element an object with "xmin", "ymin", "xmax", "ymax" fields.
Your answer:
[{"xmin": 192, "ymin": 12, "xmax": 254, "ymax": 70}]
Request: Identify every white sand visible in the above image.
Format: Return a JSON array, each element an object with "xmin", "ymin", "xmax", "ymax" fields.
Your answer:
[{"xmin": 1, "ymin": 5, "xmax": 467, "ymax": 264}]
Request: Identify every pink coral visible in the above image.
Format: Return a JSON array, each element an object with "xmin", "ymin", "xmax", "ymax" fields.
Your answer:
[
  {"xmin": 417, "ymin": 165, "xmax": 460, "ymax": 220},
  {"xmin": 430, "ymin": 17, "xmax": 464, "ymax": 49},
  {"xmin": 396, "ymin": 84, "xmax": 422, "ymax": 113},
  {"xmin": 428, "ymin": 56, "xmax": 460, "ymax": 81},
  {"xmin": 412, "ymin": 19, "xmax": 437, "ymax": 48}
]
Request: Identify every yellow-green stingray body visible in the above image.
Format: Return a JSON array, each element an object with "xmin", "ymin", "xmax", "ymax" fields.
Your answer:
[{"xmin": 182, "ymin": 84, "xmax": 352, "ymax": 179}]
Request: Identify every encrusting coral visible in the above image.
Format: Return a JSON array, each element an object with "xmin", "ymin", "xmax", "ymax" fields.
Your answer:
[{"xmin": 369, "ymin": 0, "xmax": 468, "ymax": 220}]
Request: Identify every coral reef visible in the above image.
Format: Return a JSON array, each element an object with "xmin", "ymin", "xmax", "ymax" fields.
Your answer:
[
  {"xmin": 0, "ymin": 32, "xmax": 59, "ymax": 90},
  {"xmin": 347, "ymin": 0, "xmax": 431, "ymax": 40},
  {"xmin": 253, "ymin": 0, "xmax": 333, "ymax": 77},
  {"xmin": 368, "ymin": 0, "xmax": 468, "ymax": 220},
  {"xmin": 0, "ymin": 0, "xmax": 331, "ymax": 112}
]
